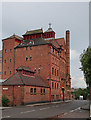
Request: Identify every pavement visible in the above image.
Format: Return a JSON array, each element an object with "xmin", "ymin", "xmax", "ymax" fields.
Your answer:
[
  {"xmin": 55, "ymin": 103, "xmax": 90, "ymax": 119},
  {"xmin": 0, "ymin": 99, "xmax": 72, "ymax": 110}
]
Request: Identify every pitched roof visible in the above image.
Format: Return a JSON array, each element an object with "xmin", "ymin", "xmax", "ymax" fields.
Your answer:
[
  {"xmin": 23, "ymin": 29, "xmax": 43, "ymax": 36},
  {"xmin": 16, "ymin": 66, "xmax": 34, "ymax": 73},
  {"xmin": 2, "ymin": 72, "xmax": 50, "ymax": 88},
  {"xmin": 14, "ymin": 38, "xmax": 48, "ymax": 49},
  {"xmin": 3, "ymin": 34, "xmax": 23, "ymax": 41}
]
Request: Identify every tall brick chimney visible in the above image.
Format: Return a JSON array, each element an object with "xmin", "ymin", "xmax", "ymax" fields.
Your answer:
[{"xmin": 66, "ymin": 30, "xmax": 70, "ymax": 75}]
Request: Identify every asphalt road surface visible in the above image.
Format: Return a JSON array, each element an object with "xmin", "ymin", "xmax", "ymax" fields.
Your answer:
[{"xmin": 2, "ymin": 100, "xmax": 89, "ymax": 118}]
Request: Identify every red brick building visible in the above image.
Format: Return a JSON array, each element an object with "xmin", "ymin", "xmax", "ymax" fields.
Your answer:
[{"xmin": 2, "ymin": 25, "xmax": 71, "ymax": 105}]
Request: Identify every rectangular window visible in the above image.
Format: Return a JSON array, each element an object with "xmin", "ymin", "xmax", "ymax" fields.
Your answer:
[
  {"xmin": 38, "ymin": 68, "xmax": 40, "ymax": 73},
  {"xmin": 26, "ymin": 57, "xmax": 28, "ymax": 61},
  {"xmin": 57, "ymin": 70, "xmax": 59, "ymax": 76},
  {"xmin": 26, "ymin": 47, "xmax": 28, "ymax": 50},
  {"xmin": 34, "ymin": 68, "xmax": 36, "ymax": 73},
  {"xmin": 10, "ymin": 49, "xmax": 12, "ymax": 52},
  {"xmin": 57, "ymin": 83, "xmax": 59, "ymax": 89},
  {"xmin": 55, "ymin": 69, "xmax": 56, "ymax": 76},
  {"xmin": 41, "ymin": 89, "xmax": 42, "ymax": 95},
  {"xmin": 30, "ymin": 46, "xmax": 32, "ymax": 50},
  {"xmin": 30, "ymin": 57, "xmax": 32, "ymax": 61},
  {"xmin": 5, "ymin": 49, "xmax": 7, "ymax": 53},
  {"xmin": 52, "ymin": 82, "xmax": 54, "ymax": 89},
  {"xmin": 10, "ymin": 71, "xmax": 11, "ymax": 74},
  {"xmin": 43, "ymin": 89, "xmax": 45, "ymax": 94},
  {"xmin": 5, "ymin": 60, "xmax": 6, "ymax": 63},
  {"xmin": 10, "ymin": 59, "xmax": 12, "ymax": 62},
  {"xmin": 30, "ymin": 88, "xmax": 33, "ymax": 94},
  {"xmin": 55, "ymin": 83, "xmax": 56, "ymax": 89},
  {"xmin": 52, "ymin": 67, "xmax": 54, "ymax": 75},
  {"xmin": 34, "ymin": 88, "xmax": 36, "ymax": 95},
  {"xmin": 4, "ymin": 71, "xmax": 6, "ymax": 75}
]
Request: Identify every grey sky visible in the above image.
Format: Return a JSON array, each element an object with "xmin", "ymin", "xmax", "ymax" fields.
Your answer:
[{"xmin": 1, "ymin": 2, "xmax": 89, "ymax": 88}]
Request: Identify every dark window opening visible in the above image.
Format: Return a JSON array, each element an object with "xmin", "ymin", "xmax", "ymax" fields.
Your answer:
[
  {"xmin": 55, "ymin": 83, "xmax": 56, "ymax": 89},
  {"xmin": 30, "ymin": 46, "xmax": 32, "ymax": 50},
  {"xmin": 52, "ymin": 67, "xmax": 54, "ymax": 75},
  {"xmin": 10, "ymin": 49, "xmax": 12, "ymax": 52},
  {"xmin": 52, "ymin": 82, "xmax": 54, "ymax": 89},
  {"xmin": 57, "ymin": 83, "xmax": 59, "ymax": 89},
  {"xmin": 10, "ymin": 59, "xmax": 12, "ymax": 62},
  {"xmin": 57, "ymin": 70, "xmax": 59, "ymax": 76},
  {"xmin": 10, "ymin": 71, "xmax": 11, "ymax": 74},
  {"xmin": 38, "ymin": 68, "xmax": 40, "ymax": 73},
  {"xmin": 34, "ymin": 69, "xmax": 36, "ymax": 73},
  {"xmin": 41, "ymin": 89, "xmax": 42, "ymax": 95},
  {"xmin": 55, "ymin": 69, "xmax": 56, "ymax": 76},
  {"xmin": 5, "ymin": 60, "xmax": 6, "ymax": 63},
  {"xmin": 34, "ymin": 88, "xmax": 36, "ymax": 95},
  {"xmin": 26, "ymin": 47, "xmax": 28, "ymax": 50},
  {"xmin": 52, "ymin": 48, "xmax": 54, "ymax": 53},
  {"xmin": 30, "ymin": 57, "xmax": 32, "ymax": 61},
  {"xmin": 43, "ymin": 89, "xmax": 45, "ymax": 94},
  {"xmin": 5, "ymin": 49, "xmax": 7, "ymax": 53},
  {"xmin": 26, "ymin": 57, "xmax": 28, "ymax": 61},
  {"xmin": 30, "ymin": 88, "xmax": 33, "ymax": 95},
  {"xmin": 4, "ymin": 71, "xmax": 6, "ymax": 75}
]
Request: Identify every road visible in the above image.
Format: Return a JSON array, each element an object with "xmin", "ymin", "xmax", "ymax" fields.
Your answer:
[{"xmin": 2, "ymin": 100, "xmax": 89, "ymax": 118}]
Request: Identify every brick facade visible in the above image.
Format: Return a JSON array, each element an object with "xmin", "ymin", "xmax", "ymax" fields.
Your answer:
[{"xmin": 2, "ymin": 25, "xmax": 71, "ymax": 105}]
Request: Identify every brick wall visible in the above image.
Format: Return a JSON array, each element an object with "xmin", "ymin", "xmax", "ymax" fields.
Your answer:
[
  {"xmin": 2, "ymin": 38, "xmax": 20, "ymax": 79},
  {"xmin": 24, "ymin": 86, "xmax": 50, "ymax": 104}
]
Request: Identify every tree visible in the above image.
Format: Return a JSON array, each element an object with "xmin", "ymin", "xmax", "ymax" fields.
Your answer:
[
  {"xmin": 80, "ymin": 46, "xmax": 91, "ymax": 87},
  {"xmin": 1, "ymin": 95, "xmax": 10, "ymax": 107}
]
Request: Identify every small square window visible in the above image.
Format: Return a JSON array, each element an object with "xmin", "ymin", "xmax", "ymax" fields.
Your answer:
[{"xmin": 10, "ymin": 49, "xmax": 12, "ymax": 52}]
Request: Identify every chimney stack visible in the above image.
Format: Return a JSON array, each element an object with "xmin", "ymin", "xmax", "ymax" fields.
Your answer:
[{"xmin": 66, "ymin": 30, "xmax": 70, "ymax": 75}]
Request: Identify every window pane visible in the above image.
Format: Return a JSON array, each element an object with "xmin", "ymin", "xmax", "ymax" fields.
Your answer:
[
  {"xmin": 30, "ymin": 88, "xmax": 33, "ymax": 94},
  {"xmin": 34, "ymin": 88, "xmax": 36, "ymax": 94}
]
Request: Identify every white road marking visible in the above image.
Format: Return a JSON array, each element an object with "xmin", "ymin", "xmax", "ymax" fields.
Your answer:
[
  {"xmin": 21, "ymin": 110, "xmax": 35, "ymax": 114},
  {"xmin": 40, "ymin": 107, "xmax": 50, "ymax": 111},
  {"xmin": 70, "ymin": 107, "xmax": 80, "ymax": 113}
]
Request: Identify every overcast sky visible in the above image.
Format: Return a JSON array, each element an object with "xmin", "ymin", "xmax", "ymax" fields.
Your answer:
[{"xmin": 1, "ymin": 1, "xmax": 89, "ymax": 88}]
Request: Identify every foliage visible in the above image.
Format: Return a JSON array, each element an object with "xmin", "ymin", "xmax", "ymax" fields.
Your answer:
[
  {"xmin": 80, "ymin": 46, "xmax": 91, "ymax": 87},
  {"xmin": 1, "ymin": 95, "xmax": 10, "ymax": 107},
  {"xmin": 71, "ymin": 88, "xmax": 89, "ymax": 100}
]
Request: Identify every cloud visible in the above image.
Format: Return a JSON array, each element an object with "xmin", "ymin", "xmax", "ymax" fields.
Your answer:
[
  {"xmin": 70, "ymin": 49, "xmax": 80, "ymax": 60},
  {"xmin": 71, "ymin": 76, "xmax": 87, "ymax": 88}
]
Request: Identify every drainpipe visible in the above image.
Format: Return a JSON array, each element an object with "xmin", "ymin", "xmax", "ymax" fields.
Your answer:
[{"xmin": 12, "ymin": 85, "xmax": 14, "ymax": 106}]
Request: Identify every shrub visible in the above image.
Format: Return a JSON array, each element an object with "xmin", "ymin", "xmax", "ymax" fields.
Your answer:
[{"xmin": 1, "ymin": 95, "xmax": 10, "ymax": 107}]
